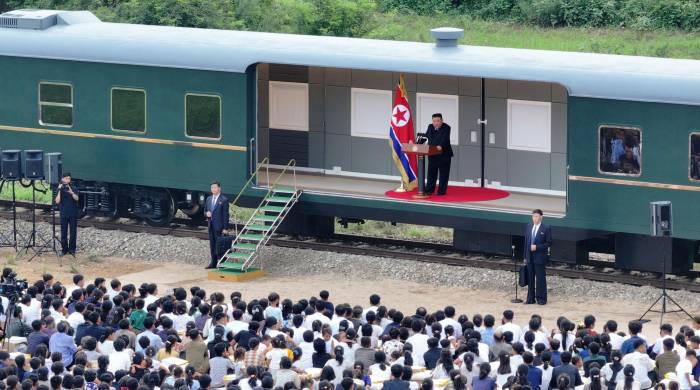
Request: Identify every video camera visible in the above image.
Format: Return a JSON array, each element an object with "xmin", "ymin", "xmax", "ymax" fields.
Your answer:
[{"xmin": 0, "ymin": 270, "xmax": 28, "ymax": 300}]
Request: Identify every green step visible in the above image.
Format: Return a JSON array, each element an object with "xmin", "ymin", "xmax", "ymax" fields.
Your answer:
[
  {"xmin": 253, "ymin": 214, "xmax": 277, "ymax": 221},
  {"xmin": 233, "ymin": 243, "xmax": 257, "ymax": 250},
  {"xmin": 273, "ymin": 187, "xmax": 296, "ymax": 194},
  {"xmin": 218, "ymin": 262, "xmax": 245, "ymax": 270},
  {"xmin": 261, "ymin": 206, "xmax": 284, "ymax": 213},
  {"xmin": 245, "ymin": 224, "xmax": 271, "ymax": 231},
  {"xmin": 239, "ymin": 233, "xmax": 264, "ymax": 241},
  {"xmin": 266, "ymin": 196, "xmax": 292, "ymax": 203},
  {"xmin": 226, "ymin": 252, "xmax": 252, "ymax": 260}
]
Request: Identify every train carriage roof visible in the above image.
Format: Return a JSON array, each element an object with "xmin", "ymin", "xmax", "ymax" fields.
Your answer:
[{"xmin": 2, "ymin": 10, "xmax": 700, "ymax": 106}]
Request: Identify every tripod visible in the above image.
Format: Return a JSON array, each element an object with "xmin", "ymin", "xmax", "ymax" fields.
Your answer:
[
  {"xmin": 511, "ymin": 244, "xmax": 523, "ymax": 303},
  {"xmin": 0, "ymin": 180, "xmax": 18, "ymax": 251},
  {"xmin": 18, "ymin": 180, "xmax": 39, "ymax": 256},
  {"xmin": 28, "ymin": 183, "xmax": 60, "ymax": 262},
  {"xmin": 638, "ymin": 237, "xmax": 693, "ymax": 324},
  {"xmin": 0, "ymin": 294, "xmax": 19, "ymax": 350}
]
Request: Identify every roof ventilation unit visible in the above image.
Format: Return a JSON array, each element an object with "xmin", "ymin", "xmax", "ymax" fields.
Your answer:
[
  {"xmin": 430, "ymin": 27, "xmax": 464, "ymax": 47},
  {"xmin": 0, "ymin": 9, "xmax": 61, "ymax": 30}
]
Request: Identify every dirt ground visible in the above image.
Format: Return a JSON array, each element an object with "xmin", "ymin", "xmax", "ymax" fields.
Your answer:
[{"xmin": 1, "ymin": 248, "xmax": 697, "ymax": 340}]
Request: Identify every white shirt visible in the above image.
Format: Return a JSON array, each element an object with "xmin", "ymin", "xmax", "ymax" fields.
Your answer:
[
  {"xmin": 608, "ymin": 332, "xmax": 625, "ymax": 351},
  {"xmin": 531, "ymin": 223, "xmax": 541, "ymax": 241},
  {"xmin": 553, "ymin": 331, "xmax": 575, "ymax": 351},
  {"xmin": 406, "ymin": 333, "xmax": 430, "ymax": 367},
  {"xmin": 304, "ymin": 312, "xmax": 330, "ymax": 330},
  {"xmin": 50, "ymin": 309, "xmax": 66, "ymax": 323},
  {"xmin": 143, "ymin": 294, "xmax": 158, "ymax": 307},
  {"xmin": 652, "ymin": 335, "xmax": 674, "ymax": 355},
  {"xmin": 621, "ymin": 351, "xmax": 654, "ymax": 388},
  {"xmin": 297, "ymin": 341, "xmax": 315, "ymax": 369},
  {"xmin": 498, "ymin": 322, "xmax": 522, "ymax": 343},
  {"xmin": 17, "ymin": 301, "xmax": 41, "ymax": 324},
  {"xmin": 291, "ymin": 326, "xmax": 309, "ymax": 345},
  {"xmin": 439, "ymin": 317, "xmax": 463, "ymax": 338},
  {"xmin": 173, "ymin": 314, "xmax": 195, "ymax": 332},
  {"xmin": 107, "ymin": 350, "xmax": 131, "ymax": 373},
  {"xmin": 66, "ymin": 312, "xmax": 85, "ymax": 329},
  {"xmin": 330, "ymin": 315, "xmax": 354, "ymax": 335},
  {"xmin": 226, "ymin": 320, "xmax": 249, "ymax": 336},
  {"xmin": 676, "ymin": 358, "xmax": 696, "ymax": 390},
  {"xmin": 361, "ymin": 306, "xmax": 379, "ymax": 323}
]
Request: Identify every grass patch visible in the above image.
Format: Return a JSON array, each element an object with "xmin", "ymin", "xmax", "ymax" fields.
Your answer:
[
  {"xmin": 0, "ymin": 181, "xmax": 52, "ymax": 204},
  {"xmin": 366, "ymin": 14, "xmax": 700, "ymax": 59},
  {"xmin": 336, "ymin": 219, "xmax": 453, "ymax": 243}
]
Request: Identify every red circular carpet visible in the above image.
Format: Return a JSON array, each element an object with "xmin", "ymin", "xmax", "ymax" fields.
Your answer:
[{"xmin": 385, "ymin": 185, "xmax": 509, "ymax": 203}]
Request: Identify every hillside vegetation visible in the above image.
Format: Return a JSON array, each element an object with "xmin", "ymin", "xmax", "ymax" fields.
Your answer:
[{"xmin": 4, "ymin": 0, "xmax": 700, "ymax": 59}]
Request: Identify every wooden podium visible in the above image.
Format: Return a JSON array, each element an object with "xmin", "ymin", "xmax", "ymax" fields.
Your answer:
[{"xmin": 401, "ymin": 143, "xmax": 442, "ymax": 198}]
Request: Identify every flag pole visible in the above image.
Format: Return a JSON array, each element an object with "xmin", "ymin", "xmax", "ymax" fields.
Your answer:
[{"xmin": 394, "ymin": 74, "xmax": 409, "ymax": 192}]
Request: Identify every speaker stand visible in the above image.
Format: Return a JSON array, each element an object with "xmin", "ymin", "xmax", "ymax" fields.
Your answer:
[
  {"xmin": 638, "ymin": 242, "xmax": 693, "ymax": 324},
  {"xmin": 18, "ymin": 180, "xmax": 39, "ymax": 258},
  {"xmin": 0, "ymin": 180, "xmax": 18, "ymax": 251},
  {"xmin": 24, "ymin": 182, "xmax": 59, "ymax": 262}
]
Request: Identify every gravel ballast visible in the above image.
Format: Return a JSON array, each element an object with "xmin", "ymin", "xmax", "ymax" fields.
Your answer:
[{"xmin": 2, "ymin": 218, "xmax": 700, "ymax": 309}]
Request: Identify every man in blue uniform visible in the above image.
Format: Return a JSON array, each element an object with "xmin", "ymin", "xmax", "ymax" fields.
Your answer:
[
  {"xmin": 423, "ymin": 113, "xmax": 454, "ymax": 196},
  {"xmin": 205, "ymin": 181, "xmax": 229, "ymax": 269},
  {"xmin": 54, "ymin": 172, "xmax": 79, "ymax": 257},
  {"xmin": 524, "ymin": 209, "xmax": 552, "ymax": 305}
]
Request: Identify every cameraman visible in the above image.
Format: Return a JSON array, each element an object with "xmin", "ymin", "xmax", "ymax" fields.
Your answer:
[{"xmin": 54, "ymin": 173, "xmax": 79, "ymax": 257}]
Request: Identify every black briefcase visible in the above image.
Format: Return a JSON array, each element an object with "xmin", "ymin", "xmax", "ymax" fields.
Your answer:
[
  {"xmin": 215, "ymin": 234, "xmax": 235, "ymax": 259},
  {"xmin": 518, "ymin": 265, "xmax": 529, "ymax": 287}
]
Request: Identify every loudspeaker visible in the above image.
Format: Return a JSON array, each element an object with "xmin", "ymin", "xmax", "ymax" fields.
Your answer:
[
  {"xmin": 651, "ymin": 201, "xmax": 672, "ymax": 237},
  {"xmin": 22, "ymin": 150, "xmax": 44, "ymax": 180},
  {"xmin": 1, "ymin": 150, "xmax": 22, "ymax": 181},
  {"xmin": 44, "ymin": 153, "xmax": 62, "ymax": 185}
]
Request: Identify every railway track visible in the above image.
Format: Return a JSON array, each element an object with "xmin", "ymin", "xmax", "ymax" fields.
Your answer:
[{"xmin": 1, "ymin": 199, "xmax": 699, "ymax": 293}]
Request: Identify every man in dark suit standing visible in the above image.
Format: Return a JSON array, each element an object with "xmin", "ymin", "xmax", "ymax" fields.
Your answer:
[
  {"xmin": 54, "ymin": 172, "xmax": 79, "ymax": 257},
  {"xmin": 524, "ymin": 209, "xmax": 552, "ymax": 305},
  {"xmin": 423, "ymin": 113, "xmax": 454, "ymax": 195},
  {"xmin": 205, "ymin": 181, "xmax": 229, "ymax": 269}
]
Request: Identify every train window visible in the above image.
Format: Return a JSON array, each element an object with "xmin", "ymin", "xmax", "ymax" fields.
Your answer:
[
  {"xmin": 39, "ymin": 82, "xmax": 73, "ymax": 127},
  {"xmin": 185, "ymin": 93, "xmax": 221, "ymax": 139},
  {"xmin": 599, "ymin": 125, "xmax": 641, "ymax": 176},
  {"xmin": 691, "ymin": 133, "xmax": 700, "ymax": 181},
  {"xmin": 111, "ymin": 88, "xmax": 146, "ymax": 133}
]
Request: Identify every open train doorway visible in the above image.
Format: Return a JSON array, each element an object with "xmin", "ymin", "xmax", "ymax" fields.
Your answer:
[{"xmin": 254, "ymin": 63, "xmax": 567, "ymax": 217}]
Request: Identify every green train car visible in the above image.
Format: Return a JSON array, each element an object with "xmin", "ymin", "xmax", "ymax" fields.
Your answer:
[{"xmin": 1, "ymin": 10, "xmax": 699, "ymax": 272}]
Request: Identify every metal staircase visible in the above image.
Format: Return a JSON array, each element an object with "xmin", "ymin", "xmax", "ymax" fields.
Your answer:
[{"xmin": 217, "ymin": 159, "xmax": 300, "ymax": 272}]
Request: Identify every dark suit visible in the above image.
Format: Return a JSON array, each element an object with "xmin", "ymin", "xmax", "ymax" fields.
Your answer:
[
  {"xmin": 205, "ymin": 194, "xmax": 229, "ymax": 268},
  {"xmin": 524, "ymin": 222, "xmax": 552, "ymax": 304},
  {"xmin": 58, "ymin": 185, "xmax": 79, "ymax": 255},
  {"xmin": 423, "ymin": 123, "xmax": 453, "ymax": 195}
]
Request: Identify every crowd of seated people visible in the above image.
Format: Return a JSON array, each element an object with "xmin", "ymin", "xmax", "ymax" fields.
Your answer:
[{"xmin": 0, "ymin": 271, "xmax": 700, "ymax": 390}]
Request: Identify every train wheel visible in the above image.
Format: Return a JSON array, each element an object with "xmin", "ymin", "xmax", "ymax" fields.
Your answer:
[{"xmin": 143, "ymin": 189, "xmax": 175, "ymax": 227}]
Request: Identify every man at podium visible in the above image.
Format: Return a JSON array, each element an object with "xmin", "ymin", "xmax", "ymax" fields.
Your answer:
[{"xmin": 420, "ymin": 113, "xmax": 454, "ymax": 195}]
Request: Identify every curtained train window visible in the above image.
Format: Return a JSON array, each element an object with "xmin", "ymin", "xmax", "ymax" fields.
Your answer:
[
  {"xmin": 39, "ymin": 82, "xmax": 73, "ymax": 127},
  {"xmin": 185, "ymin": 93, "xmax": 221, "ymax": 139}
]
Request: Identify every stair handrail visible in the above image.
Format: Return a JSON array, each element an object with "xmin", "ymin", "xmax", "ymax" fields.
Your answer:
[
  {"xmin": 261, "ymin": 159, "xmax": 298, "ymax": 200},
  {"xmin": 230, "ymin": 157, "xmax": 270, "ymax": 237}
]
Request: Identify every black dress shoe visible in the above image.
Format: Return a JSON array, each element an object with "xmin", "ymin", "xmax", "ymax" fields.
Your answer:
[
  {"xmin": 537, "ymin": 301, "xmax": 547, "ymax": 305},
  {"xmin": 525, "ymin": 301, "xmax": 535, "ymax": 305},
  {"xmin": 436, "ymin": 192, "xmax": 446, "ymax": 196},
  {"xmin": 205, "ymin": 265, "xmax": 217, "ymax": 270}
]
